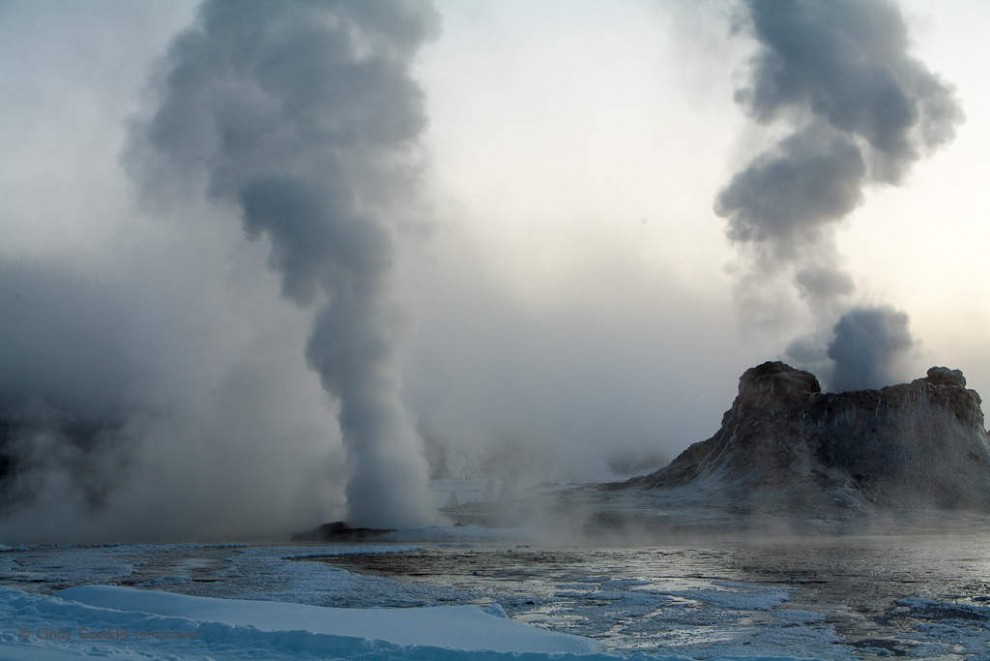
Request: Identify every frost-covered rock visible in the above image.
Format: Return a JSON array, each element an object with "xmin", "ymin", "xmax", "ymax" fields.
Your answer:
[
  {"xmin": 924, "ymin": 366, "xmax": 966, "ymax": 388},
  {"xmin": 621, "ymin": 361, "xmax": 990, "ymax": 513}
]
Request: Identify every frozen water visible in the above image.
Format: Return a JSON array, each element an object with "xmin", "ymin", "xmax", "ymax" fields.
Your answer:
[
  {"xmin": 2, "ymin": 531, "xmax": 990, "ymax": 659},
  {"xmin": 57, "ymin": 585, "xmax": 600, "ymax": 653},
  {"xmin": 1, "ymin": 585, "xmax": 606, "ymax": 660}
]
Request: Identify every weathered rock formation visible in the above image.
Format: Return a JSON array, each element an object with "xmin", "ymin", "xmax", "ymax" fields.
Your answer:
[{"xmin": 621, "ymin": 362, "xmax": 990, "ymax": 513}]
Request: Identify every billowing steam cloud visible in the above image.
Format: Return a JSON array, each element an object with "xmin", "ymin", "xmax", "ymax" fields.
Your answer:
[
  {"xmin": 0, "ymin": 263, "xmax": 137, "ymax": 515},
  {"xmin": 717, "ymin": 0, "xmax": 962, "ymax": 390},
  {"xmin": 828, "ymin": 306, "xmax": 914, "ymax": 392},
  {"xmin": 131, "ymin": 0, "xmax": 439, "ymax": 528}
]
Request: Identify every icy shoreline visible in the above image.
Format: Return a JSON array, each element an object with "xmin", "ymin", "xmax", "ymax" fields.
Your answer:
[
  {"xmin": 3, "ymin": 584, "xmax": 604, "ymax": 659},
  {"xmin": 0, "ymin": 583, "xmax": 829, "ymax": 661},
  {"xmin": 0, "ymin": 540, "xmax": 838, "ymax": 660},
  {"xmin": 5, "ymin": 534, "xmax": 990, "ymax": 659}
]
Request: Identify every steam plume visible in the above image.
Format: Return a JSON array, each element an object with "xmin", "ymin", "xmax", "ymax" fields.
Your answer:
[
  {"xmin": 0, "ymin": 263, "xmax": 136, "ymax": 514},
  {"xmin": 717, "ymin": 0, "xmax": 962, "ymax": 390},
  {"xmin": 828, "ymin": 306, "xmax": 914, "ymax": 392},
  {"xmin": 131, "ymin": 0, "xmax": 439, "ymax": 527}
]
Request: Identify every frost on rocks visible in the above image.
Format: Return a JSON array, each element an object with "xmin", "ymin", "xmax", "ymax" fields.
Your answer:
[{"xmin": 618, "ymin": 361, "xmax": 990, "ymax": 516}]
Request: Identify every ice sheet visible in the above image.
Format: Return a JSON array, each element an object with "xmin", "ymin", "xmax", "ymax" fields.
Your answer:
[
  {"xmin": 0, "ymin": 584, "xmax": 824, "ymax": 660},
  {"xmin": 57, "ymin": 584, "xmax": 602, "ymax": 653}
]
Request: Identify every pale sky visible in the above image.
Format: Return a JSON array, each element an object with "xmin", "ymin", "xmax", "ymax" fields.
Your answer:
[
  {"xmin": 406, "ymin": 0, "xmax": 990, "ymax": 466},
  {"xmin": 420, "ymin": 0, "xmax": 990, "ymax": 352},
  {"xmin": 1, "ymin": 0, "xmax": 989, "ymax": 537}
]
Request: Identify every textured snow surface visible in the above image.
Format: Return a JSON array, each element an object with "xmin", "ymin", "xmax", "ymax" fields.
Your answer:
[{"xmin": 56, "ymin": 584, "xmax": 600, "ymax": 653}]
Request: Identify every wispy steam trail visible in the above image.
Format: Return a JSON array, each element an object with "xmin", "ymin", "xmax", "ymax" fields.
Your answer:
[
  {"xmin": 132, "ymin": 0, "xmax": 439, "ymax": 527},
  {"xmin": 717, "ymin": 0, "xmax": 962, "ymax": 390}
]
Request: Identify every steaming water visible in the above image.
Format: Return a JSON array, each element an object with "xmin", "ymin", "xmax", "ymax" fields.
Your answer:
[
  {"xmin": 4, "ymin": 532, "xmax": 990, "ymax": 659},
  {"xmin": 325, "ymin": 535, "xmax": 990, "ymax": 658}
]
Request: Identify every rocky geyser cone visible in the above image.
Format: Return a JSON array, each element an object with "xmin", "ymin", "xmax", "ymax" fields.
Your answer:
[{"xmin": 625, "ymin": 362, "xmax": 990, "ymax": 512}]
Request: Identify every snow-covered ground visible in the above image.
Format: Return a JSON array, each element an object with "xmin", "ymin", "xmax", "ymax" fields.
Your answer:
[
  {"xmin": 2, "ymin": 584, "xmax": 600, "ymax": 659},
  {"xmin": 3, "ymin": 531, "xmax": 990, "ymax": 659}
]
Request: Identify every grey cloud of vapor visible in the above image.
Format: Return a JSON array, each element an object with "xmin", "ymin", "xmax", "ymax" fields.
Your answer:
[
  {"xmin": 395, "ymin": 229, "xmax": 755, "ymax": 489},
  {"xmin": 129, "ymin": 0, "xmax": 440, "ymax": 528},
  {"xmin": 0, "ymin": 0, "xmax": 755, "ymax": 541},
  {"xmin": 0, "ymin": 264, "xmax": 142, "ymax": 425},
  {"xmin": 717, "ymin": 0, "xmax": 962, "ymax": 390},
  {"xmin": 0, "ymin": 1, "xmax": 347, "ymax": 541},
  {"xmin": 7, "ymin": 0, "xmax": 972, "ymax": 545},
  {"xmin": 828, "ymin": 306, "xmax": 914, "ymax": 392},
  {"xmin": 0, "ymin": 240, "xmax": 348, "ymax": 542},
  {"xmin": 0, "ymin": 263, "xmax": 137, "ymax": 514}
]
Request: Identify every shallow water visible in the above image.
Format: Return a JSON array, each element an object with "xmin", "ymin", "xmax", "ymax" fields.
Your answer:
[{"xmin": 326, "ymin": 534, "xmax": 990, "ymax": 659}]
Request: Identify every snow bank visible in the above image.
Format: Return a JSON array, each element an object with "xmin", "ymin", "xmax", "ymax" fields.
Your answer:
[
  {"xmin": 0, "ymin": 585, "xmax": 831, "ymax": 660},
  {"xmin": 56, "ymin": 585, "xmax": 599, "ymax": 654},
  {"xmin": 3, "ymin": 585, "xmax": 603, "ymax": 659}
]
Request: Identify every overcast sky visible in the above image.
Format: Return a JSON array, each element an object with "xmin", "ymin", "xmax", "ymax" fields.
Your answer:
[{"xmin": 2, "ymin": 1, "xmax": 989, "ymax": 538}]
